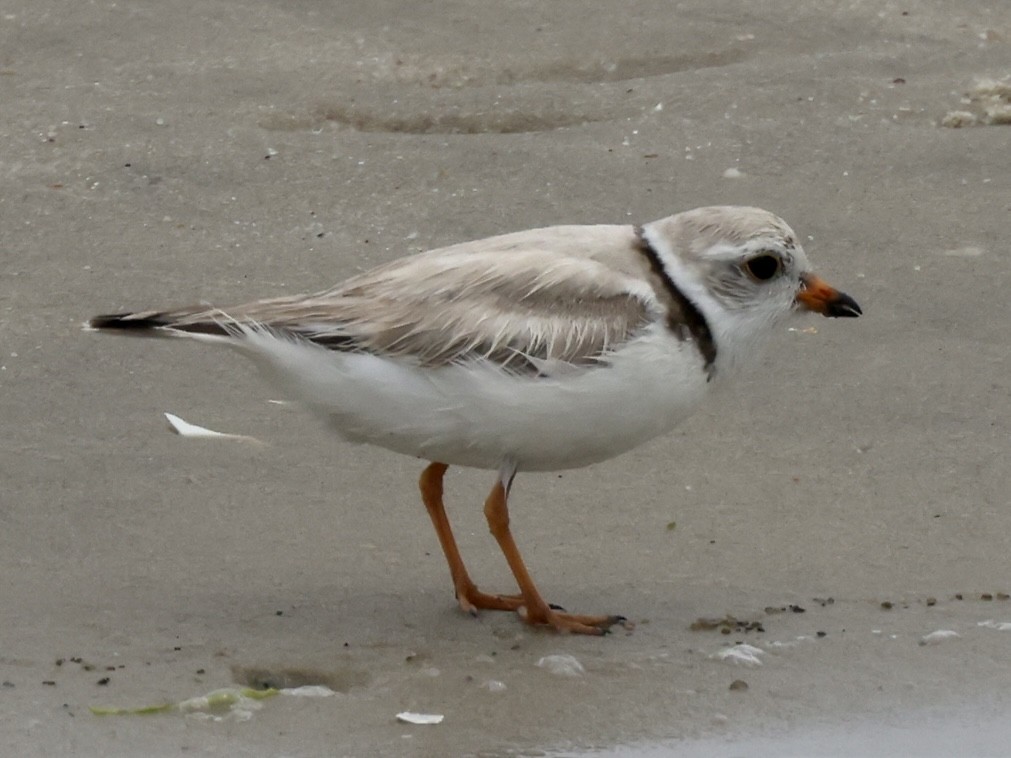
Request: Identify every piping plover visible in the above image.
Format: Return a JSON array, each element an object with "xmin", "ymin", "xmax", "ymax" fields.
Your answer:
[{"xmin": 88, "ymin": 205, "xmax": 861, "ymax": 635}]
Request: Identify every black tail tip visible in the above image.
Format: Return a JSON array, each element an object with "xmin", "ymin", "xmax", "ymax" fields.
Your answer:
[{"xmin": 87, "ymin": 313, "xmax": 165, "ymax": 331}]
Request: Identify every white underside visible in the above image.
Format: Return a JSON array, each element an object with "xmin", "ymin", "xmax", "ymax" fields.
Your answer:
[{"xmin": 223, "ymin": 324, "xmax": 711, "ymax": 472}]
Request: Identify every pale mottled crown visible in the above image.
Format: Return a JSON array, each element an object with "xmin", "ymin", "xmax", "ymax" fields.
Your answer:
[{"xmin": 650, "ymin": 206, "xmax": 803, "ymax": 263}]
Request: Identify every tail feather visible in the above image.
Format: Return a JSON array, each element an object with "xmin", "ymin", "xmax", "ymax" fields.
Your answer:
[
  {"xmin": 89, "ymin": 312, "xmax": 170, "ymax": 331},
  {"xmin": 86, "ymin": 311, "xmax": 232, "ymax": 338}
]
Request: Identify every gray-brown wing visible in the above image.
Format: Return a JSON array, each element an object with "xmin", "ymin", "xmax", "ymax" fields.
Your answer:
[{"xmin": 91, "ymin": 242, "xmax": 659, "ymax": 375}]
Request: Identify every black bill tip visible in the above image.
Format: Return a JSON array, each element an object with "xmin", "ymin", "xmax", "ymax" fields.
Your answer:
[{"xmin": 825, "ymin": 292, "xmax": 862, "ymax": 318}]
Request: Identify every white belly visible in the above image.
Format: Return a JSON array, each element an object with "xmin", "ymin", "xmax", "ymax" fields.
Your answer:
[{"xmin": 239, "ymin": 326, "xmax": 710, "ymax": 472}]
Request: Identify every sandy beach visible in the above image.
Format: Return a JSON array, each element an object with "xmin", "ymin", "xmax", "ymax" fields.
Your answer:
[{"xmin": 2, "ymin": 1, "xmax": 1009, "ymax": 755}]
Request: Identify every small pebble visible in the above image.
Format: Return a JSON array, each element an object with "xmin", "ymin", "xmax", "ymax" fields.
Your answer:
[
  {"xmin": 536, "ymin": 654, "xmax": 585, "ymax": 677},
  {"xmin": 396, "ymin": 711, "xmax": 444, "ymax": 725},
  {"xmin": 978, "ymin": 620, "xmax": 1011, "ymax": 631},
  {"xmin": 711, "ymin": 644, "xmax": 764, "ymax": 667},
  {"xmin": 881, "ymin": 601, "xmax": 893, "ymax": 610},
  {"xmin": 729, "ymin": 679, "xmax": 749, "ymax": 691},
  {"xmin": 919, "ymin": 630, "xmax": 959, "ymax": 646}
]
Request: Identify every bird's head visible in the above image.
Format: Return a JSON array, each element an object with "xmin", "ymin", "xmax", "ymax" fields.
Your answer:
[{"xmin": 643, "ymin": 206, "xmax": 861, "ymax": 369}]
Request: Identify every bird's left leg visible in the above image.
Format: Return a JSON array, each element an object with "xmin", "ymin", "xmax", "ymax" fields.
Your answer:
[{"xmin": 483, "ymin": 466, "xmax": 626, "ymax": 635}]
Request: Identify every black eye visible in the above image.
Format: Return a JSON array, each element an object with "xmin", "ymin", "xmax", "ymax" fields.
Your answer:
[{"xmin": 744, "ymin": 254, "xmax": 782, "ymax": 281}]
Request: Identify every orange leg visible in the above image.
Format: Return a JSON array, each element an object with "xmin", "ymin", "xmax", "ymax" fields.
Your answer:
[
  {"xmin": 419, "ymin": 462, "xmax": 523, "ymax": 615},
  {"xmin": 482, "ymin": 476, "xmax": 625, "ymax": 635}
]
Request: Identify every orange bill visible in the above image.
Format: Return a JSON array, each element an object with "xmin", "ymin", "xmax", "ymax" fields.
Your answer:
[{"xmin": 797, "ymin": 273, "xmax": 862, "ymax": 318}]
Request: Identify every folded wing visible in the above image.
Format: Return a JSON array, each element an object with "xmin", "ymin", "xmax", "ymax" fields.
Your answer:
[{"xmin": 90, "ymin": 234, "xmax": 658, "ymax": 375}]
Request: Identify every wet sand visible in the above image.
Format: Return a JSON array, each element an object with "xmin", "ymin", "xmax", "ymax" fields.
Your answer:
[{"xmin": 2, "ymin": 1, "xmax": 1010, "ymax": 755}]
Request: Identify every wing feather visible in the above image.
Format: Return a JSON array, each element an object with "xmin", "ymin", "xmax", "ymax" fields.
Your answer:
[{"xmin": 93, "ymin": 227, "xmax": 660, "ymax": 374}]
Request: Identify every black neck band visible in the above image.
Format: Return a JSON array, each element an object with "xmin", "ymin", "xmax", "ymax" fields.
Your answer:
[{"xmin": 634, "ymin": 226, "xmax": 717, "ymax": 377}]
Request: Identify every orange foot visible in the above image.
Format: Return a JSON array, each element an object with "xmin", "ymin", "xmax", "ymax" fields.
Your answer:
[
  {"xmin": 518, "ymin": 602, "xmax": 627, "ymax": 635},
  {"xmin": 453, "ymin": 580, "xmax": 524, "ymax": 616}
]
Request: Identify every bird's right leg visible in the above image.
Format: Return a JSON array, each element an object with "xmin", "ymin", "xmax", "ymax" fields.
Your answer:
[{"xmin": 419, "ymin": 462, "xmax": 523, "ymax": 616}]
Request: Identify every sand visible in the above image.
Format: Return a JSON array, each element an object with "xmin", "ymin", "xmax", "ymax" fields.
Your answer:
[{"xmin": 2, "ymin": 1, "xmax": 1010, "ymax": 755}]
